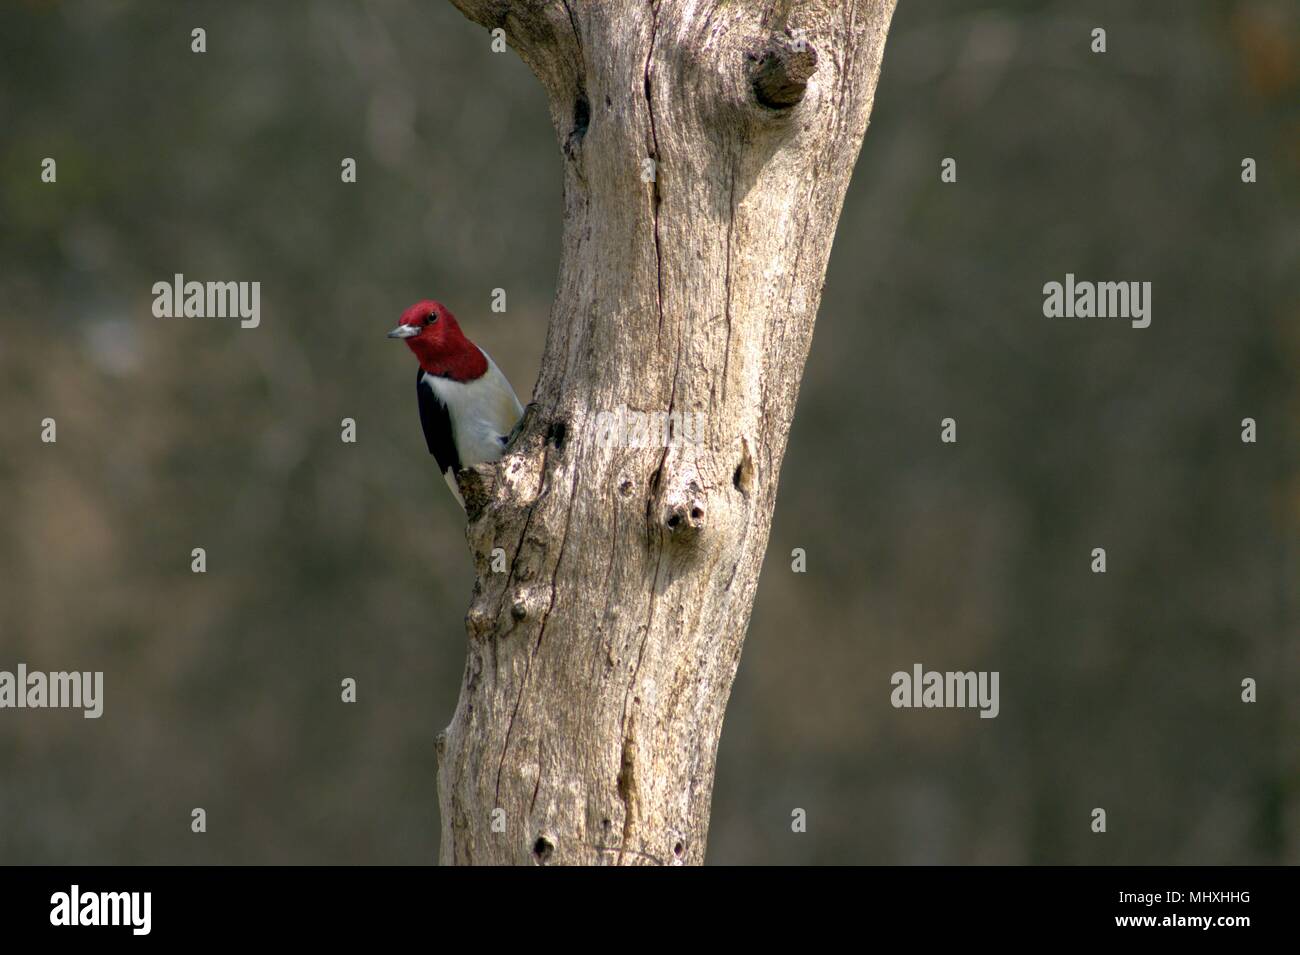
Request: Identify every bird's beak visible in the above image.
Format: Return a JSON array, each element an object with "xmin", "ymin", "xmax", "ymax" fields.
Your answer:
[{"xmin": 387, "ymin": 324, "xmax": 419, "ymax": 339}]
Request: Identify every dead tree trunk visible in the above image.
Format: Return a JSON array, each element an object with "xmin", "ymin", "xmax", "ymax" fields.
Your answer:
[{"xmin": 438, "ymin": 0, "xmax": 895, "ymax": 865}]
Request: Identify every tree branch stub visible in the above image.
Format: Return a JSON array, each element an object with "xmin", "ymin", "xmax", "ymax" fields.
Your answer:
[{"xmin": 749, "ymin": 36, "xmax": 819, "ymax": 110}]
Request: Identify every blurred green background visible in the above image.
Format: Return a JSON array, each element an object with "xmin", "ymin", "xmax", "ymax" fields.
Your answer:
[{"xmin": 0, "ymin": 0, "xmax": 1294, "ymax": 864}]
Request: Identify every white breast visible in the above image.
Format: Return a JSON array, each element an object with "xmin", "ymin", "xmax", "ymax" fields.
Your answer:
[{"xmin": 422, "ymin": 349, "xmax": 523, "ymax": 468}]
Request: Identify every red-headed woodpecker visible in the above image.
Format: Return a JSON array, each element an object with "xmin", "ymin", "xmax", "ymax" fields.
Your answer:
[{"xmin": 388, "ymin": 299, "xmax": 523, "ymax": 508}]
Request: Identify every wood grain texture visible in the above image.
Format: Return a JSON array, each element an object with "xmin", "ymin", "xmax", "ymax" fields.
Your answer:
[{"xmin": 439, "ymin": 0, "xmax": 896, "ymax": 865}]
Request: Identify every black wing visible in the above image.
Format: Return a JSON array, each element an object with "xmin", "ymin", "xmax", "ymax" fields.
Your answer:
[{"xmin": 416, "ymin": 369, "xmax": 460, "ymax": 475}]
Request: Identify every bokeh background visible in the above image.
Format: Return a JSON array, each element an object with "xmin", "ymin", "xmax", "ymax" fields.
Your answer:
[{"xmin": 1, "ymin": 0, "xmax": 1295, "ymax": 864}]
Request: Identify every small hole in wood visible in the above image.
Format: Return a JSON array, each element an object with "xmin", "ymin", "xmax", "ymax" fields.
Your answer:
[
  {"xmin": 547, "ymin": 420, "xmax": 567, "ymax": 451},
  {"xmin": 733, "ymin": 449, "xmax": 754, "ymax": 496},
  {"xmin": 572, "ymin": 93, "xmax": 590, "ymax": 140}
]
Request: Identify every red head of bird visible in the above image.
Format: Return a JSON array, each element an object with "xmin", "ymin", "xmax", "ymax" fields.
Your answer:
[{"xmin": 387, "ymin": 299, "xmax": 487, "ymax": 381}]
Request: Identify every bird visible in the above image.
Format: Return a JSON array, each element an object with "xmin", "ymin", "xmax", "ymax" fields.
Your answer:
[{"xmin": 388, "ymin": 299, "xmax": 524, "ymax": 508}]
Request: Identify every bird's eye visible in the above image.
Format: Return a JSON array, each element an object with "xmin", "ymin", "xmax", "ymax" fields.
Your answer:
[{"xmin": 426, "ymin": 311, "xmax": 438, "ymax": 325}]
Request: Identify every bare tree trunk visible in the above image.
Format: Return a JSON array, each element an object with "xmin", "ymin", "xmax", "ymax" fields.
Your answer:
[{"xmin": 437, "ymin": 0, "xmax": 895, "ymax": 865}]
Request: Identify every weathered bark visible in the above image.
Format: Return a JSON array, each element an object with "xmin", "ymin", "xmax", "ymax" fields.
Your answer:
[{"xmin": 438, "ymin": 0, "xmax": 895, "ymax": 865}]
